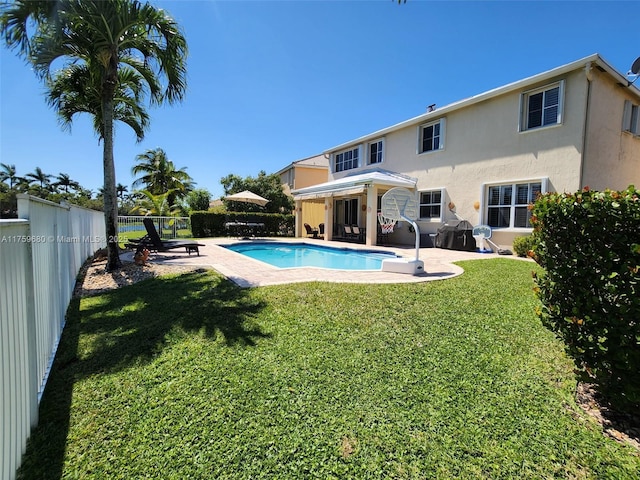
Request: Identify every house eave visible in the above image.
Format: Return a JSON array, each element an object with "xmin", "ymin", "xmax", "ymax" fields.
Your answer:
[{"xmin": 292, "ymin": 168, "xmax": 417, "ymax": 201}]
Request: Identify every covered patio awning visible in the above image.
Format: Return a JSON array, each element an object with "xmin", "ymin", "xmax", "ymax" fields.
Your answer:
[{"xmin": 292, "ymin": 169, "xmax": 417, "ymax": 201}]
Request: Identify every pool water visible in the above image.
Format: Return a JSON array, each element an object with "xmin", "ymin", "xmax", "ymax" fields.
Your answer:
[{"xmin": 224, "ymin": 242, "xmax": 398, "ymax": 270}]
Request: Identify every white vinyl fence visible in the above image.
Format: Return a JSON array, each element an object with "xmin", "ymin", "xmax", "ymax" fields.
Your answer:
[{"xmin": 1, "ymin": 194, "xmax": 105, "ymax": 480}]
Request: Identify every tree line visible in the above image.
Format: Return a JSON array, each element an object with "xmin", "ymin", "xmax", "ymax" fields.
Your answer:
[{"xmin": 0, "ymin": 148, "xmax": 212, "ymax": 218}]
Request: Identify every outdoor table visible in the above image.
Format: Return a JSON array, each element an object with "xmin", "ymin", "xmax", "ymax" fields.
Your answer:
[{"xmin": 225, "ymin": 222, "xmax": 265, "ymax": 238}]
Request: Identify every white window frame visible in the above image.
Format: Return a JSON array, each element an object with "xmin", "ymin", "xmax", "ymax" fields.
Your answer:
[
  {"xmin": 622, "ymin": 100, "xmax": 640, "ymax": 135},
  {"xmin": 368, "ymin": 138, "xmax": 384, "ymax": 165},
  {"xmin": 418, "ymin": 188, "xmax": 445, "ymax": 222},
  {"xmin": 483, "ymin": 178, "xmax": 548, "ymax": 230},
  {"xmin": 519, "ymin": 81, "xmax": 564, "ymax": 132},
  {"xmin": 334, "ymin": 146, "xmax": 360, "ymax": 173},
  {"xmin": 417, "ymin": 118, "xmax": 446, "ymax": 154}
]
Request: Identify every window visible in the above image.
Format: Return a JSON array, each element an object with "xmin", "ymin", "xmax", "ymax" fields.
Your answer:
[
  {"xmin": 521, "ymin": 82, "xmax": 563, "ymax": 131},
  {"xmin": 335, "ymin": 198, "xmax": 359, "ymax": 227},
  {"xmin": 418, "ymin": 119, "xmax": 445, "ymax": 154},
  {"xmin": 487, "ymin": 181, "xmax": 542, "ymax": 228},
  {"xmin": 334, "ymin": 147, "xmax": 359, "ymax": 173},
  {"xmin": 419, "ymin": 190, "xmax": 442, "ymax": 219},
  {"xmin": 623, "ymin": 100, "xmax": 640, "ymax": 135},
  {"xmin": 368, "ymin": 139, "xmax": 384, "ymax": 164}
]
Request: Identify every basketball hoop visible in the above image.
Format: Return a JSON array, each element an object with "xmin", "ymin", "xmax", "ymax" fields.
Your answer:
[
  {"xmin": 377, "ymin": 212, "xmax": 397, "ymax": 234},
  {"xmin": 380, "ymin": 187, "xmax": 420, "ymax": 261}
]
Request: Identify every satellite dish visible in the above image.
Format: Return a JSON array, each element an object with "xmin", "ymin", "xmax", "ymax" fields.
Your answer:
[
  {"xmin": 631, "ymin": 56, "xmax": 640, "ymax": 75},
  {"xmin": 381, "ymin": 187, "xmax": 419, "ymax": 222}
]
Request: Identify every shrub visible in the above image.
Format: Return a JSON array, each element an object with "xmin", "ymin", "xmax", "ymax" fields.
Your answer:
[
  {"xmin": 530, "ymin": 185, "xmax": 640, "ymax": 412},
  {"xmin": 512, "ymin": 234, "xmax": 536, "ymax": 257},
  {"xmin": 190, "ymin": 211, "xmax": 294, "ymax": 238}
]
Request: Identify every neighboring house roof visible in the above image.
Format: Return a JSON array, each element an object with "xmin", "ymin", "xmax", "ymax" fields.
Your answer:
[
  {"xmin": 325, "ymin": 53, "xmax": 640, "ymax": 153},
  {"xmin": 292, "ymin": 168, "xmax": 417, "ymax": 200},
  {"xmin": 275, "ymin": 154, "xmax": 329, "ymax": 176}
]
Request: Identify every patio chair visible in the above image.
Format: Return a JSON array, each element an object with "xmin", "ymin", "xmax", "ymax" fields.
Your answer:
[
  {"xmin": 140, "ymin": 218, "xmax": 205, "ymax": 255},
  {"xmin": 304, "ymin": 223, "xmax": 319, "ymax": 238},
  {"xmin": 343, "ymin": 225, "xmax": 356, "ymax": 241},
  {"xmin": 352, "ymin": 225, "xmax": 365, "ymax": 242},
  {"xmin": 318, "ymin": 223, "xmax": 325, "ymax": 238}
]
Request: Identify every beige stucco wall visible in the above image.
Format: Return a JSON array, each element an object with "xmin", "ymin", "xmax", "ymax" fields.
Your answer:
[
  {"xmin": 294, "ymin": 165, "xmax": 329, "ymax": 190},
  {"xmin": 582, "ymin": 69, "xmax": 640, "ymax": 191},
  {"xmin": 334, "ymin": 69, "xmax": 589, "ymax": 247},
  {"xmin": 391, "ymin": 69, "xmax": 588, "ymax": 236}
]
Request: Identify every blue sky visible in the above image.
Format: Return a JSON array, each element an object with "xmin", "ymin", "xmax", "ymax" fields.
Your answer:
[{"xmin": 1, "ymin": 0, "xmax": 639, "ymax": 199}]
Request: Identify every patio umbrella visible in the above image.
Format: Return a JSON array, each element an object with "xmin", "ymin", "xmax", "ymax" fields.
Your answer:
[{"xmin": 223, "ymin": 190, "xmax": 269, "ymax": 206}]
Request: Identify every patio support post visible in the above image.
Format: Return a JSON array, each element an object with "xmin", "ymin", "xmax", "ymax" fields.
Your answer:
[
  {"xmin": 365, "ymin": 185, "xmax": 378, "ymax": 246},
  {"xmin": 324, "ymin": 197, "xmax": 333, "ymax": 241},
  {"xmin": 294, "ymin": 200, "xmax": 303, "ymax": 238}
]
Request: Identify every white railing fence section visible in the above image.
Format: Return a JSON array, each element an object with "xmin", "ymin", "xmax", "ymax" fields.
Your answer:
[
  {"xmin": 1, "ymin": 194, "xmax": 105, "ymax": 480},
  {"xmin": 118, "ymin": 215, "xmax": 191, "ymax": 240}
]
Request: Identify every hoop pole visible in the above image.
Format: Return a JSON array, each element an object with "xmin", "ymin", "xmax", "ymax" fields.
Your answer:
[{"xmin": 401, "ymin": 214, "xmax": 420, "ymax": 261}]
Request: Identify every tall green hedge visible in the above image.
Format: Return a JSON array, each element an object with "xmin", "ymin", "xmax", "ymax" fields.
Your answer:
[
  {"xmin": 190, "ymin": 211, "xmax": 294, "ymax": 238},
  {"xmin": 530, "ymin": 186, "xmax": 640, "ymax": 412}
]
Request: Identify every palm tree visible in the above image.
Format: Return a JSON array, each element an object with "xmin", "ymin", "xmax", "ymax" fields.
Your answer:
[
  {"xmin": 116, "ymin": 183, "xmax": 129, "ymax": 200},
  {"xmin": 0, "ymin": 163, "xmax": 22, "ymax": 189},
  {"xmin": 132, "ymin": 148, "xmax": 194, "ymax": 206},
  {"xmin": 1, "ymin": 0, "xmax": 188, "ymax": 271},
  {"xmin": 54, "ymin": 173, "xmax": 80, "ymax": 193},
  {"xmin": 131, "ymin": 189, "xmax": 181, "ymax": 217},
  {"xmin": 25, "ymin": 167, "xmax": 53, "ymax": 189}
]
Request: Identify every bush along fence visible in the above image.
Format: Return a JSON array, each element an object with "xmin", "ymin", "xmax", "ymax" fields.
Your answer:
[
  {"xmin": 190, "ymin": 212, "xmax": 294, "ymax": 238},
  {"xmin": 530, "ymin": 185, "xmax": 640, "ymax": 413},
  {"xmin": 0, "ymin": 194, "xmax": 105, "ymax": 480}
]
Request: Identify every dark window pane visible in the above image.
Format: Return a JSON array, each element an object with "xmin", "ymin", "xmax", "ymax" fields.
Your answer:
[
  {"xmin": 502, "ymin": 186, "xmax": 512, "ymax": 205},
  {"xmin": 543, "ymin": 105, "xmax": 558, "ymax": 125},
  {"xmin": 422, "ymin": 125, "xmax": 434, "ymax": 152},
  {"xmin": 529, "ymin": 92, "xmax": 543, "ymax": 110},
  {"xmin": 528, "ymin": 92, "xmax": 543, "ymax": 128},
  {"xmin": 530, "ymin": 183, "xmax": 541, "ymax": 202},
  {"xmin": 488, "ymin": 207, "xmax": 510, "ymax": 227},
  {"xmin": 514, "ymin": 207, "xmax": 530, "ymax": 227},
  {"xmin": 489, "ymin": 187, "xmax": 500, "ymax": 205},
  {"xmin": 544, "ymin": 87, "xmax": 559, "ymax": 107},
  {"xmin": 516, "ymin": 184, "xmax": 529, "ymax": 204}
]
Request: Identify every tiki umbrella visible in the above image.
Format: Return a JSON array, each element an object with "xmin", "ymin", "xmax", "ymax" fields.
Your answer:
[{"xmin": 224, "ymin": 190, "xmax": 269, "ymax": 206}]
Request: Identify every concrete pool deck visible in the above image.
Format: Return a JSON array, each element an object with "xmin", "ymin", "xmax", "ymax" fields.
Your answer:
[{"xmin": 124, "ymin": 237, "xmax": 529, "ymax": 288}]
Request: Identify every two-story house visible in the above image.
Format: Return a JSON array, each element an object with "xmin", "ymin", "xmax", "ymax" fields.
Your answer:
[
  {"xmin": 276, "ymin": 154, "xmax": 329, "ymax": 233},
  {"xmin": 291, "ymin": 54, "xmax": 640, "ymax": 249}
]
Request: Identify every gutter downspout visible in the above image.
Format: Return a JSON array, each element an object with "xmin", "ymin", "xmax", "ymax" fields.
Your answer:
[{"xmin": 580, "ymin": 62, "xmax": 593, "ymax": 189}]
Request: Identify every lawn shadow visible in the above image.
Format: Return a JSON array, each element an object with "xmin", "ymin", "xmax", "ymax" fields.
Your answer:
[
  {"xmin": 17, "ymin": 271, "xmax": 269, "ymax": 480},
  {"xmin": 76, "ymin": 270, "xmax": 270, "ymax": 375}
]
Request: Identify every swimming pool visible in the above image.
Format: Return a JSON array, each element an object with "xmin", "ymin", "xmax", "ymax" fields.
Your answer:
[{"xmin": 224, "ymin": 242, "xmax": 399, "ymax": 270}]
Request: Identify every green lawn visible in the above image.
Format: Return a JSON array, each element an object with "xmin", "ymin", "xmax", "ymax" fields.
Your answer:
[{"xmin": 19, "ymin": 259, "xmax": 640, "ymax": 479}]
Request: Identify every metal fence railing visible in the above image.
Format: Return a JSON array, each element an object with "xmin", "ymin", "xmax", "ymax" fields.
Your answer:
[
  {"xmin": 117, "ymin": 215, "xmax": 192, "ymax": 241},
  {"xmin": 1, "ymin": 194, "xmax": 105, "ymax": 480}
]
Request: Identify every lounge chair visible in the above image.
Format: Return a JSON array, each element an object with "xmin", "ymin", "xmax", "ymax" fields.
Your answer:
[
  {"xmin": 133, "ymin": 218, "xmax": 205, "ymax": 255},
  {"xmin": 304, "ymin": 223, "xmax": 319, "ymax": 238}
]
